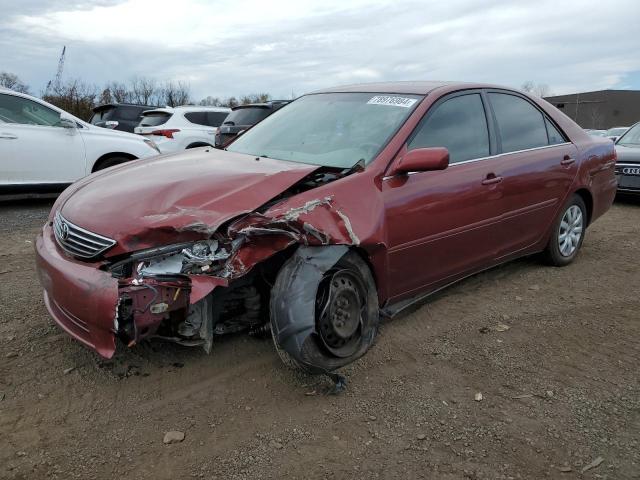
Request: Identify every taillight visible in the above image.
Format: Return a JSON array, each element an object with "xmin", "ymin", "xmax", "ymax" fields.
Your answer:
[{"xmin": 151, "ymin": 129, "xmax": 180, "ymax": 139}]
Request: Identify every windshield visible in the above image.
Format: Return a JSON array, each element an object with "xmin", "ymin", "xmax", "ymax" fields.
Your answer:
[
  {"xmin": 607, "ymin": 127, "xmax": 627, "ymax": 136},
  {"xmin": 617, "ymin": 123, "xmax": 640, "ymax": 146},
  {"xmin": 226, "ymin": 92, "xmax": 422, "ymax": 168},
  {"xmin": 223, "ymin": 107, "xmax": 271, "ymax": 126}
]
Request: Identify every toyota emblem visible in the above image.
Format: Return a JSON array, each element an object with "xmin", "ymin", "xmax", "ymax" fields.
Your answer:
[{"xmin": 60, "ymin": 222, "xmax": 69, "ymax": 240}]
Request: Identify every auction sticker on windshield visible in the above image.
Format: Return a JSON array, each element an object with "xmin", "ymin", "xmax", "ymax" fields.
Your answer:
[{"xmin": 367, "ymin": 96, "xmax": 417, "ymax": 108}]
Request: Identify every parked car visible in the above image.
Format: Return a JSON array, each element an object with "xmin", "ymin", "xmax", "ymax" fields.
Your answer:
[
  {"xmin": 585, "ymin": 129, "xmax": 607, "ymax": 137},
  {"xmin": 614, "ymin": 121, "xmax": 640, "ymax": 194},
  {"xmin": 35, "ymin": 82, "xmax": 616, "ymax": 379},
  {"xmin": 606, "ymin": 126, "xmax": 628, "ymax": 142},
  {"xmin": 214, "ymin": 100, "xmax": 290, "ymax": 148},
  {"xmin": 0, "ymin": 88, "xmax": 160, "ymax": 193},
  {"xmin": 90, "ymin": 103, "xmax": 157, "ymax": 133},
  {"xmin": 134, "ymin": 106, "xmax": 231, "ymax": 153}
]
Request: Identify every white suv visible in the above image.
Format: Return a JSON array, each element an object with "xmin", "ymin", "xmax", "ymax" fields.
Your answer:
[
  {"xmin": 0, "ymin": 88, "xmax": 160, "ymax": 193},
  {"xmin": 134, "ymin": 106, "xmax": 231, "ymax": 153}
]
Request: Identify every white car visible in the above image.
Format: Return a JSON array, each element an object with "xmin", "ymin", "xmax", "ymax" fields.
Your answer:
[
  {"xmin": 134, "ymin": 106, "xmax": 231, "ymax": 153},
  {"xmin": 0, "ymin": 88, "xmax": 160, "ymax": 192}
]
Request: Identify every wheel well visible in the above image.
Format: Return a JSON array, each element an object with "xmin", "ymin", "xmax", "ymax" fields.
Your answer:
[
  {"xmin": 92, "ymin": 153, "xmax": 137, "ymax": 172},
  {"xmin": 574, "ymin": 188, "xmax": 593, "ymax": 225},
  {"xmin": 186, "ymin": 142, "xmax": 212, "ymax": 149}
]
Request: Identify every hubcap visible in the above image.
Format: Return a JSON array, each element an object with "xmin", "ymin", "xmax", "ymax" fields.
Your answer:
[
  {"xmin": 558, "ymin": 205, "xmax": 583, "ymax": 257},
  {"xmin": 316, "ymin": 270, "xmax": 365, "ymax": 358}
]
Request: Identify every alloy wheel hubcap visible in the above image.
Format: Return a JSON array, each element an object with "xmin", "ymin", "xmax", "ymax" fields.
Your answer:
[{"xmin": 558, "ymin": 205, "xmax": 583, "ymax": 257}]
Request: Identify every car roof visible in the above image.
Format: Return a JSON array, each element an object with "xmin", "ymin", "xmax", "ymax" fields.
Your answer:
[
  {"xmin": 142, "ymin": 106, "xmax": 231, "ymax": 114},
  {"xmin": 310, "ymin": 81, "xmax": 506, "ymax": 95},
  {"xmin": 92, "ymin": 103, "xmax": 157, "ymax": 111},
  {"xmin": 232, "ymin": 100, "xmax": 291, "ymax": 110}
]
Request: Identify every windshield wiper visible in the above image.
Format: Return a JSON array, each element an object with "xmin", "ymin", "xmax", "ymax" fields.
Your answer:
[
  {"xmin": 340, "ymin": 158, "xmax": 365, "ymax": 176},
  {"xmin": 223, "ymin": 121, "xmax": 235, "ymax": 126}
]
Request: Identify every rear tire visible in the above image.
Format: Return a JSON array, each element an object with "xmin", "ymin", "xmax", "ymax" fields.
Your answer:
[
  {"xmin": 544, "ymin": 194, "xmax": 587, "ymax": 266},
  {"xmin": 94, "ymin": 156, "xmax": 131, "ymax": 171}
]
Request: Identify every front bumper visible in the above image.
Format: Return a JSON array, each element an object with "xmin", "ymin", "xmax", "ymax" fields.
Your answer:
[
  {"xmin": 35, "ymin": 223, "xmax": 119, "ymax": 358},
  {"xmin": 615, "ymin": 163, "xmax": 640, "ymax": 194}
]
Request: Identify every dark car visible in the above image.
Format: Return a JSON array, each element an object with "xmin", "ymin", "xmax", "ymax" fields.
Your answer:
[
  {"xmin": 90, "ymin": 103, "xmax": 158, "ymax": 133},
  {"xmin": 36, "ymin": 82, "xmax": 616, "ymax": 378},
  {"xmin": 214, "ymin": 100, "xmax": 289, "ymax": 148},
  {"xmin": 614, "ymin": 122, "xmax": 640, "ymax": 194}
]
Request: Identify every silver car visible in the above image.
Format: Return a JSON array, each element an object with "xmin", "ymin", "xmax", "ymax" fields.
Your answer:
[{"xmin": 614, "ymin": 122, "xmax": 640, "ymax": 194}]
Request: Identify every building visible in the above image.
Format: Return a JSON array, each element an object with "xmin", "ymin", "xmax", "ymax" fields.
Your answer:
[{"xmin": 544, "ymin": 90, "xmax": 640, "ymax": 130}]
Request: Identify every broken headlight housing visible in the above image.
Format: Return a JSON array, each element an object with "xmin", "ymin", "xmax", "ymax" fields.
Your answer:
[{"xmin": 109, "ymin": 240, "xmax": 232, "ymax": 278}]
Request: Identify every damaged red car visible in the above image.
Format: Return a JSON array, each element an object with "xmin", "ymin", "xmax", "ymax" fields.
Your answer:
[{"xmin": 35, "ymin": 81, "xmax": 617, "ymax": 375}]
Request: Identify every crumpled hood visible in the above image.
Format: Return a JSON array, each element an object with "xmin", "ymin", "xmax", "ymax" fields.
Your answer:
[
  {"xmin": 615, "ymin": 144, "xmax": 640, "ymax": 164},
  {"xmin": 59, "ymin": 149, "xmax": 319, "ymax": 255}
]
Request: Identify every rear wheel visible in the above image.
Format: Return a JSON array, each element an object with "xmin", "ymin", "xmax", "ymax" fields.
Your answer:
[
  {"xmin": 544, "ymin": 194, "xmax": 587, "ymax": 266},
  {"xmin": 271, "ymin": 251, "xmax": 379, "ymax": 372}
]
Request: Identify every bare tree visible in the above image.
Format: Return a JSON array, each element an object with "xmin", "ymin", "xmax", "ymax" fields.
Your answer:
[
  {"xmin": 131, "ymin": 77, "xmax": 158, "ymax": 105},
  {"xmin": 521, "ymin": 81, "xmax": 552, "ymax": 98},
  {"xmin": 199, "ymin": 96, "xmax": 223, "ymax": 107},
  {"xmin": 43, "ymin": 79, "xmax": 99, "ymax": 120},
  {"xmin": 162, "ymin": 81, "xmax": 191, "ymax": 107},
  {"xmin": 0, "ymin": 72, "xmax": 30, "ymax": 93}
]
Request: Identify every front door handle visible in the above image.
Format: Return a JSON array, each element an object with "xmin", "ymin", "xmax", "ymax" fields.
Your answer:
[
  {"xmin": 561, "ymin": 155, "xmax": 576, "ymax": 166},
  {"xmin": 481, "ymin": 174, "xmax": 503, "ymax": 185},
  {"xmin": 0, "ymin": 133, "xmax": 18, "ymax": 140}
]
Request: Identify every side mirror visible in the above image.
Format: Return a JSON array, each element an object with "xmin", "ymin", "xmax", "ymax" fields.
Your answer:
[
  {"xmin": 58, "ymin": 117, "xmax": 77, "ymax": 129},
  {"xmin": 104, "ymin": 120, "xmax": 119, "ymax": 129},
  {"xmin": 391, "ymin": 147, "xmax": 450, "ymax": 176}
]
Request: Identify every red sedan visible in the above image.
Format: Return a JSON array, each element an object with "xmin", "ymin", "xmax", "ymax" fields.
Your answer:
[{"xmin": 35, "ymin": 81, "xmax": 617, "ymax": 376}]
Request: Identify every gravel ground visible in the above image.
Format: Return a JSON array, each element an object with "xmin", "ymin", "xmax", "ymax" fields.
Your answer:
[{"xmin": 0, "ymin": 197, "xmax": 639, "ymax": 480}]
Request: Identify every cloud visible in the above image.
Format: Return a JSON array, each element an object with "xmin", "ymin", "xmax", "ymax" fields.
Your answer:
[{"xmin": 1, "ymin": 0, "xmax": 639, "ymax": 99}]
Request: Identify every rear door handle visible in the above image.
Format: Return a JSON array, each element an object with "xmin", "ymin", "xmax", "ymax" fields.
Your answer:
[
  {"xmin": 481, "ymin": 174, "xmax": 503, "ymax": 185},
  {"xmin": 0, "ymin": 133, "xmax": 18, "ymax": 140},
  {"xmin": 561, "ymin": 155, "xmax": 575, "ymax": 166}
]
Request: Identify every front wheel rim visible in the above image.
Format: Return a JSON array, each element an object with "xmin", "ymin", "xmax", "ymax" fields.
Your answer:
[{"xmin": 558, "ymin": 204, "xmax": 583, "ymax": 257}]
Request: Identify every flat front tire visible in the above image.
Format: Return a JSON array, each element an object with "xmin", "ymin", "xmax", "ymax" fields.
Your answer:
[{"xmin": 271, "ymin": 251, "xmax": 379, "ymax": 373}]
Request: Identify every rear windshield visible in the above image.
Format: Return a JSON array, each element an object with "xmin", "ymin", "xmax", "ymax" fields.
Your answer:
[
  {"xmin": 90, "ymin": 107, "xmax": 115, "ymax": 124},
  {"xmin": 184, "ymin": 111, "xmax": 228, "ymax": 127},
  {"xmin": 223, "ymin": 107, "xmax": 271, "ymax": 126},
  {"xmin": 139, "ymin": 112, "xmax": 172, "ymax": 127}
]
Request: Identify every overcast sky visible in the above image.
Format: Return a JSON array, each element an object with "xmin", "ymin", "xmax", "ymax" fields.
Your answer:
[{"xmin": 1, "ymin": 0, "xmax": 639, "ymax": 100}]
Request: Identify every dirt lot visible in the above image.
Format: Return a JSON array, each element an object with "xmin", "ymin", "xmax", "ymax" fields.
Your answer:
[{"xmin": 0, "ymin": 197, "xmax": 639, "ymax": 480}]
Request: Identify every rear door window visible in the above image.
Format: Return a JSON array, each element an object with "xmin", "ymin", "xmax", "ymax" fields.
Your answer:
[
  {"xmin": 409, "ymin": 93, "xmax": 490, "ymax": 164},
  {"xmin": 206, "ymin": 111, "xmax": 228, "ymax": 127},
  {"xmin": 139, "ymin": 112, "xmax": 172, "ymax": 127},
  {"xmin": 488, "ymin": 93, "xmax": 549, "ymax": 153},
  {"xmin": 184, "ymin": 111, "xmax": 208, "ymax": 126}
]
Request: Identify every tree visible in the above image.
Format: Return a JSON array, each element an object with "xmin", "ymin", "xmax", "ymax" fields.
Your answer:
[
  {"xmin": 162, "ymin": 81, "xmax": 190, "ymax": 107},
  {"xmin": 521, "ymin": 81, "xmax": 552, "ymax": 98},
  {"xmin": 131, "ymin": 77, "xmax": 158, "ymax": 105},
  {"xmin": 43, "ymin": 79, "xmax": 98, "ymax": 120},
  {"xmin": 0, "ymin": 72, "xmax": 30, "ymax": 93},
  {"xmin": 199, "ymin": 96, "xmax": 223, "ymax": 107}
]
